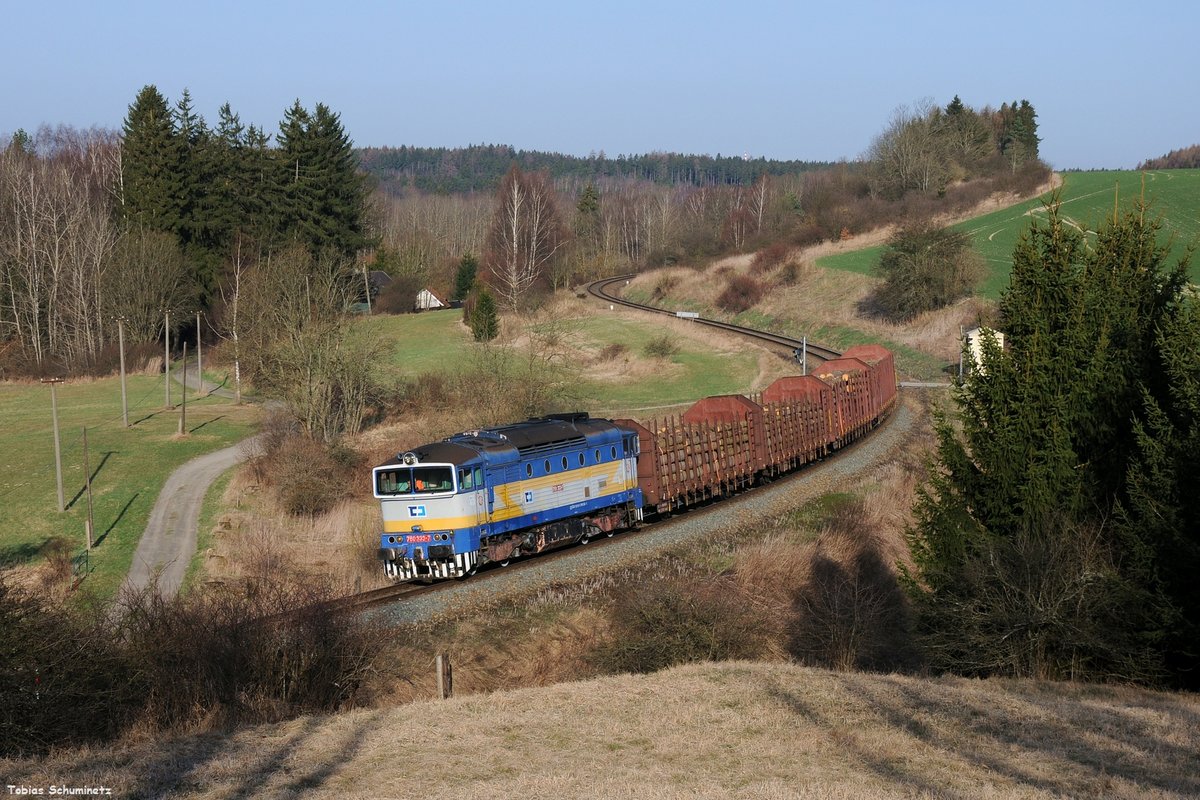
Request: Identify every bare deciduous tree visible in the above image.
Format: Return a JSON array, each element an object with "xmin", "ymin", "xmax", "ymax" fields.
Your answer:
[{"xmin": 484, "ymin": 166, "xmax": 568, "ymax": 311}]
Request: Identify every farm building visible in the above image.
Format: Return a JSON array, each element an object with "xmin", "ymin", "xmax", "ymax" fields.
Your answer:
[{"xmin": 415, "ymin": 288, "xmax": 447, "ymax": 311}]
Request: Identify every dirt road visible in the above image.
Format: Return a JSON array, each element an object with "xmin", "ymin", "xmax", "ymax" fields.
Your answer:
[{"xmin": 119, "ymin": 360, "xmax": 257, "ymax": 600}]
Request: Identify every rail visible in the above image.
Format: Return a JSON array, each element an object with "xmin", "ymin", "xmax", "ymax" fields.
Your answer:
[{"xmin": 586, "ymin": 274, "xmax": 843, "ymax": 364}]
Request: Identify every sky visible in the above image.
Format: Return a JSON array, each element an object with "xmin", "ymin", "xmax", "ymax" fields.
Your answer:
[{"xmin": 2, "ymin": 0, "xmax": 1196, "ymax": 170}]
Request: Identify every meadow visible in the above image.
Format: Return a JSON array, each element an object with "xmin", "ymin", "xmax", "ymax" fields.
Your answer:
[
  {"xmin": 0, "ymin": 373, "xmax": 259, "ymax": 601},
  {"xmin": 817, "ymin": 169, "xmax": 1200, "ymax": 298},
  {"xmin": 356, "ymin": 304, "xmax": 780, "ymax": 416}
]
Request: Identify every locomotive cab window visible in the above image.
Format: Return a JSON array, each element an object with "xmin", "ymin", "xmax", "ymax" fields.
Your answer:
[
  {"xmin": 411, "ymin": 467, "xmax": 454, "ymax": 494},
  {"xmin": 376, "ymin": 469, "xmax": 412, "ymax": 495},
  {"xmin": 458, "ymin": 468, "xmax": 474, "ymax": 491}
]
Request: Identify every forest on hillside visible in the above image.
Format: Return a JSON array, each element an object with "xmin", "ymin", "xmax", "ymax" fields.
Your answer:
[{"xmin": 1139, "ymin": 143, "xmax": 1200, "ymax": 170}]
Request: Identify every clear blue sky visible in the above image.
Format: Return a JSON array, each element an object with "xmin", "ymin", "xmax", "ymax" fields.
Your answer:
[{"xmin": 3, "ymin": 0, "xmax": 1196, "ymax": 169}]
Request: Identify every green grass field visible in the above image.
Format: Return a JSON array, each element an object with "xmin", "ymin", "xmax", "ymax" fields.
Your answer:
[
  {"xmin": 353, "ymin": 308, "xmax": 767, "ymax": 415},
  {"xmin": 0, "ymin": 374, "xmax": 259, "ymax": 601},
  {"xmin": 818, "ymin": 169, "xmax": 1200, "ymax": 298}
]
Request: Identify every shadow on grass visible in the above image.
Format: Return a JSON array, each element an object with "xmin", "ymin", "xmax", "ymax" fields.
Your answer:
[
  {"xmin": 0, "ymin": 539, "xmax": 50, "ymax": 566},
  {"xmin": 766, "ymin": 671, "xmax": 1200, "ymax": 797},
  {"xmin": 67, "ymin": 451, "xmax": 115, "ymax": 510},
  {"xmin": 189, "ymin": 415, "xmax": 226, "ymax": 434},
  {"xmin": 93, "ymin": 493, "xmax": 139, "ymax": 548}
]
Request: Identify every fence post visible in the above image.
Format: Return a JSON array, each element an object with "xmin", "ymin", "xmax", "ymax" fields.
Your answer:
[{"xmin": 435, "ymin": 653, "xmax": 453, "ymax": 699}]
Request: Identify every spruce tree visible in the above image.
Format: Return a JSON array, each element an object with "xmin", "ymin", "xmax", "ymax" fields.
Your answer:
[
  {"xmin": 453, "ymin": 253, "xmax": 478, "ymax": 301},
  {"xmin": 907, "ymin": 198, "xmax": 1191, "ymax": 683},
  {"xmin": 120, "ymin": 85, "xmax": 184, "ymax": 232},
  {"xmin": 469, "ymin": 288, "xmax": 499, "ymax": 342}
]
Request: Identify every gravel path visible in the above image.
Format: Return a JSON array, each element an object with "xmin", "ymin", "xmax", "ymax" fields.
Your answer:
[
  {"xmin": 374, "ymin": 390, "xmax": 927, "ymax": 625},
  {"xmin": 118, "ymin": 359, "xmax": 255, "ymax": 600},
  {"xmin": 121, "ymin": 436, "xmax": 260, "ymax": 599}
]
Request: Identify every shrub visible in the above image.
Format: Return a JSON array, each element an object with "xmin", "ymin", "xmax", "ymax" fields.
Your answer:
[
  {"xmin": 373, "ymin": 274, "xmax": 422, "ymax": 314},
  {"xmin": 121, "ymin": 576, "xmax": 385, "ymax": 730},
  {"xmin": 750, "ymin": 242, "xmax": 790, "ymax": 275},
  {"xmin": 716, "ymin": 275, "xmax": 764, "ymax": 313},
  {"xmin": 597, "ymin": 343, "xmax": 628, "ymax": 361},
  {"xmin": 594, "ymin": 576, "xmax": 764, "ymax": 673},
  {"xmin": 252, "ymin": 427, "xmax": 358, "ymax": 516},
  {"xmin": 0, "ymin": 576, "xmax": 136, "ymax": 756},
  {"xmin": 868, "ymin": 224, "xmax": 984, "ymax": 322},
  {"xmin": 643, "ymin": 334, "xmax": 680, "ymax": 359}
]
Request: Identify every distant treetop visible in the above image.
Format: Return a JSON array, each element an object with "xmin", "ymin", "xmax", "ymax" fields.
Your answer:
[
  {"xmin": 356, "ymin": 144, "xmax": 837, "ymax": 195},
  {"xmin": 1139, "ymin": 144, "xmax": 1200, "ymax": 170}
]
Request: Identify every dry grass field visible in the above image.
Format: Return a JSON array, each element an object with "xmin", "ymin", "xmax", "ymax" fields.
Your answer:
[{"xmin": 6, "ymin": 661, "xmax": 1197, "ymax": 799}]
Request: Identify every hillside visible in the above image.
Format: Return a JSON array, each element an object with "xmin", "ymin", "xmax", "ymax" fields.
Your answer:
[
  {"xmin": 817, "ymin": 169, "xmax": 1200, "ymax": 297},
  {"xmin": 6, "ymin": 662, "xmax": 1197, "ymax": 798}
]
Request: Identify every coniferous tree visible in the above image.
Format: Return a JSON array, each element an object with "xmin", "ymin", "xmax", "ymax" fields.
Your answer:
[
  {"xmin": 906, "ymin": 197, "xmax": 1192, "ymax": 683},
  {"xmin": 120, "ymin": 85, "xmax": 184, "ymax": 232},
  {"xmin": 453, "ymin": 253, "xmax": 478, "ymax": 301},
  {"xmin": 469, "ymin": 287, "xmax": 499, "ymax": 342}
]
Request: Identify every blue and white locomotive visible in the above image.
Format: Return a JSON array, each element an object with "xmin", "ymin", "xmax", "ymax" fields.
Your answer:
[{"xmin": 374, "ymin": 413, "xmax": 643, "ymax": 580}]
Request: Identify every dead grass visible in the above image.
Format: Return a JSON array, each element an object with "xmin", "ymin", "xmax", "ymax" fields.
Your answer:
[
  {"xmin": 7, "ymin": 661, "xmax": 1196, "ymax": 799},
  {"xmin": 626, "ymin": 177, "xmax": 1059, "ymax": 372}
]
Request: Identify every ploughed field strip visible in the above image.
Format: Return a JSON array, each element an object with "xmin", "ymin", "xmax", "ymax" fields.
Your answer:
[{"xmin": 344, "ymin": 277, "xmax": 899, "ymax": 613}]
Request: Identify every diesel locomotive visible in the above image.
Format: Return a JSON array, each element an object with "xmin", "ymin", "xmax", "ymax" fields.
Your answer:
[{"xmin": 374, "ymin": 343, "xmax": 897, "ymax": 581}]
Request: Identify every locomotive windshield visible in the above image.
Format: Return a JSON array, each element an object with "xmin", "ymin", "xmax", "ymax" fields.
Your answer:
[{"xmin": 376, "ymin": 466, "xmax": 454, "ymax": 496}]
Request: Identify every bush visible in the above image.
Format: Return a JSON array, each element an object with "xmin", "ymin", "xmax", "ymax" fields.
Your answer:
[
  {"xmin": 868, "ymin": 224, "xmax": 984, "ymax": 322},
  {"xmin": 373, "ymin": 274, "xmax": 422, "ymax": 314},
  {"xmin": 0, "ymin": 577, "xmax": 136, "ymax": 756},
  {"xmin": 594, "ymin": 576, "xmax": 764, "ymax": 673},
  {"xmin": 750, "ymin": 243, "xmax": 790, "ymax": 275},
  {"xmin": 121, "ymin": 576, "xmax": 385, "ymax": 730},
  {"xmin": 716, "ymin": 275, "xmax": 764, "ymax": 313},
  {"xmin": 597, "ymin": 343, "xmax": 628, "ymax": 361},
  {"xmin": 643, "ymin": 334, "xmax": 680, "ymax": 359},
  {"xmin": 253, "ymin": 427, "xmax": 359, "ymax": 516}
]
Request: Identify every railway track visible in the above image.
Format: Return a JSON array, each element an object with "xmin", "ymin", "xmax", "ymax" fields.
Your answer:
[
  {"xmin": 332, "ymin": 276, "xmax": 858, "ymax": 615},
  {"xmin": 586, "ymin": 274, "xmax": 843, "ymax": 363}
]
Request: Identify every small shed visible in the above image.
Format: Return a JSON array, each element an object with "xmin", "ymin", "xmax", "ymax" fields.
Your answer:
[
  {"xmin": 964, "ymin": 327, "xmax": 1005, "ymax": 372},
  {"xmin": 415, "ymin": 288, "xmax": 447, "ymax": 311}
]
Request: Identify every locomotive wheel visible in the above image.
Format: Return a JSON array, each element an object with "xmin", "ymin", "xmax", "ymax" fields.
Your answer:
[
  {"xmin": 499, "ymin": 558, "xmax": 512, "ymax": 567},
  {"xmin": 579, "ymin": 532, "xmax": 591, "ymax": 545}
]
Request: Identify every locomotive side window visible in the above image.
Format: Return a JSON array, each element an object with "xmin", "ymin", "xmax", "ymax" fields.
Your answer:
[
  {"xmin": 578, "ymin": 453, "xmax": 585, "ymax": 466},
  {"xmin": 610, "ymin": 446, "xmax": 617, "ymax": 459},
  {"xmin": 595, "ymin": 449, "xmax": 601, "ymax": 462},
  {"xmin": 544, "ymin": 459, "xmax": 551, "ymax": 473},
  {"xmin": 562, "ymin": 456, "xmax": 569, "ymax": 470},
  {"xmin": 526, "ymin": 463, "xmax": 533, "ymax": 477},
  {"xmin": 474, "ymin": 467, "xmax": 483, "ymax": 487},
  {"xmin": 459, "ymin": 468, "xmax": 474, "ymax": 491}
]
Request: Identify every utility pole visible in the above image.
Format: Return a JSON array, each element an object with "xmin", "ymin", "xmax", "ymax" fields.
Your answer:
[
  {"xmin": 178, "ymin": 342, "xmax": 188, "ymax": 436},
  {"xmin": 164, "ymin": 308, "xmax": 172, "ymax": 409},
  {"xmin": 362, "ymin": 259, "xmax": 372, "ymax": 315},
  {"xmin": 117, "ymin": 316, "xmax": 129, "ymax": 427},
  {"xmin": 42, "ymin": 377, "xmax": 65, "ymax": 512},
  {"xmin": 195, "ymin": 310, "xmax": 203, "ymax": 399},
  {"xmin": 82, "ymin": 427, "xmax": 94, "ymax": 550}
]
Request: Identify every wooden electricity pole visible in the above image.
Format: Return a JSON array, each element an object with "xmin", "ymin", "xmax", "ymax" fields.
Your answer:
[
  {"xmin": 117, "ymin": 316, "xmax": 129, "ymax": 427},
  {"xmin": 178, "ymin": 343, "xmax": 188, "ymax": 436},
  {"xmin": 42, "ymin": 377, "xmax": 65, "ymax": 512},
  {"xmin": 164, "ymin": 308, "xmax": 172, "ymax": 409},
  {"xmin": 195, "ymin": 311, "xmax": 203, "ymax": 399},
  {"xmin": 82, "ymin": 427, "xmax": 94, "ymax": 550}
]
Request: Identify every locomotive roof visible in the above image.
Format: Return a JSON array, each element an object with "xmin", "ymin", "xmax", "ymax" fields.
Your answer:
[{"xmin": 375, "ymin": 414, "xmax": 624, "ymax": 469}]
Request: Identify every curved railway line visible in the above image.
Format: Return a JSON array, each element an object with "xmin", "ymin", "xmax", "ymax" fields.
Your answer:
[
  {"xmin": 586, "ymin": 274, "xmax": 843, "ymax": 364},
  {"xmin": 331, "ymin": 276, "xmax": 897, "ymax": 614}
]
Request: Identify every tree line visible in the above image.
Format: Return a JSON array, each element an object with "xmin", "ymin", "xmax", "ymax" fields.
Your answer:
[
  {"xmin": 1138, "ymin": 144, "xmax": 1200, "ymax": 170},
  {"xmin": 358, "ymin": 144, "xmax": 833, "ymax": 196}
]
